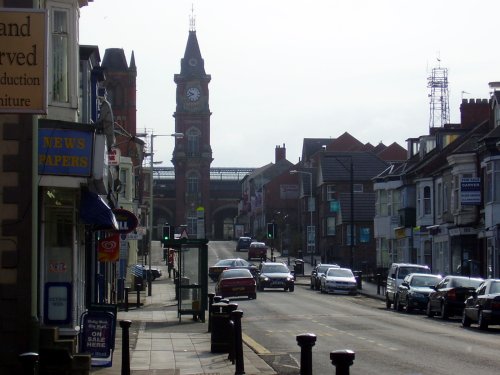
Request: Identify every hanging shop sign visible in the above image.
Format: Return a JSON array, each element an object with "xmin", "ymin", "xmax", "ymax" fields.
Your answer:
[
  {"xmin": 112, "ymin": 208, "xmax": 138, "ymax": 234},
  {"xmin": 0, "ymin": 9, "xmax": 47, "ymax": 114},
  {"xmin": 97, "ymin": 234, "xmax": 120, "ymax": 262},
  {"xmin": 38, "ymin": 126, "xmax": 94, "ymax": 177}
]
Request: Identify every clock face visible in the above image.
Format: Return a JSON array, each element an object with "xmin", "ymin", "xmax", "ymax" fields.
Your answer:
[
  {"xmin": 186, "ymin": 87, "xmax": 201, "ymax": 102},
  {"xmin": 188, "ymin": 58, "xmax": 198, "ymax": 66}
]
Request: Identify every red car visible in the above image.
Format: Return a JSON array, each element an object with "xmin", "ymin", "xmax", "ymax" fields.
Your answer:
[
  {"xmin": 248, "ymin": 242, "xmax": 267, "ymax": 261},
  {"xmin": 215, "ymin": 268, "xmax": 257, "ymax": 299}
]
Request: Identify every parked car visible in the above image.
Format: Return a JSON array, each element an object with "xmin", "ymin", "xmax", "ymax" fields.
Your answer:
[
  {"xmin": 208, "ymin": 258, "xmax": 258, "ymax": 281},
  {"xmin": 395, "ymin": 273, "xmax": 442, "ymax": 312},
  {"xmin": 310, "ymin": 263, "xmax": 339, "ymax": 290},
  {"xmin": 215, "ymin": 268, "xmax": 257, "ymax": 300},
  {"xmin": 319, "ymin": 267, "xmax": 357, "ymax": 295},
  {"xmin": 257, "ymin": 262, "xmax": 294, "ymax": 292},
  {"xmin": 248, "ymin": 242, "xmax": 268, "ymax": 261},
  {"xmin": 131, "ymin": 264, "xmax": 162, "ymax": 281},
  {"xmin": 236, "ymin": 236, "xmax": 252, "ymax": 252},
  {"xmin": 462, "ymin": 279, "xmax": 500, "ymax": 329},
  {"xmin": 426, "ymin": 275, "xmax": 484, "ymax": 319},
  {"xmin": 385, "ymin": 263, "xmax": 431, "ymax": 309}
]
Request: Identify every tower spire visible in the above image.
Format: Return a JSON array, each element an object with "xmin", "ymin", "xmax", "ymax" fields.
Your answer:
[{"xmin": 189, "ymin": 4, "xmax": 196, "ymax": 31}]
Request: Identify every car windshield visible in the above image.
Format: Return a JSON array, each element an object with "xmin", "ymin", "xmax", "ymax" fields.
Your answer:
[
  {"xmin": 410, "ymin": 275, "xmax": 440, "ymax": 287},
  {"xmin": 327, "ymin": 269, "xmax": 353, "ymax": 278},
  {"xmin": 398, "ymin": 266, "xmax": 429, "ymax": 279},
  {"xmin": 262, "ymin": 264, "xmax": 289, "ymax": 273},
  {"xmin": 221, "ymin": 269, "xmax": 251, "ymax": 279},
  {"xmin": 317, "ymin": 265, "xmax": 337, "ymax": 273},
  {"xmin": 216, "ymin": 259, "xmax": 236, "ymax": 266}
]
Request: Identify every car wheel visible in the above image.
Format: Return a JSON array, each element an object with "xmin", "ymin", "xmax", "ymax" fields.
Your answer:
[
  {"xmin": 461, "ymin": 311, "xmax": 472, "ymax": 327},
  {"xmin": 405, "ymin": 298, "xmax": 413, "ymax": 313},
  {"xmin": 289, "ymin": 286, "xmax": 294, "ymax": 292},
  {"xmin": 320, "ymin": 284, "xmax": 325, "ymax": 294},
  {"xmin": 426, "ymin": 301, "xmax": 434, "ymax": 318},
  {"xmin": 385, "ymin": 294, "xmax": 392, "ymax": 309},
  {"xmin": 478, "ymin": 311, "xmax": 488, "ymax": 330},
  {"xmin": 310, "ymin": 282, "xmax": 314, "ymax": 290},
  {"xmin": 249, "ymin": 293, "xmax": 256, "ymax": 300},
  {"xmin": 440, "ymin": 303, "xmax": 449, "ymax": 319},
  {"xmin": 315, "ymin": 282, "xmax": 320, "ymax": 291}
]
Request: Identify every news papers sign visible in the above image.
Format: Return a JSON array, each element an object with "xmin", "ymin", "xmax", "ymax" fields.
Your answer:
[{"xmin": 461, "ymin": 177, "xmax": 481, "ymax": 205}]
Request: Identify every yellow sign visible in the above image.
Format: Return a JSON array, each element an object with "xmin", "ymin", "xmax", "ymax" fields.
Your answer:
[{"xmin": 0, "ymin": 9, "xmax": 47, "ymax": 114}]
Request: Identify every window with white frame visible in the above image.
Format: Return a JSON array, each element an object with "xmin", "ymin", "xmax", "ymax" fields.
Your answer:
[
  {"xmin": 387, "ymin": 190, "xmax": 392, "ymax": 216},
  {"xmin": 392, "ymin": 189, "xmax": 401, "ymax": 215},
  {"xmin": 436, "ymin": 182, "xmax": 442, "ymax": 217},
  {"xmin": 353, "ymin": 183, "xmax": 363, "ymax": 193},
  {"xmin": 49, "ymin": 3, "xmax": 76, "ymax": 106},
  {"xmin": 485, "ymin": 161, "xmax": 500, "ymax": 203},
  {"xmin": 326, "ymin": 185, "xmax": 336, "ymax": 201},
  {"xmin": 51, "ymin": 8, "xmax": 69, "ymax": 102},
  {"xmin": 326, "ymin": 216, "xmax": 336, "ymax": 236},
  {"xmin": 423, "ymin": 186, "xmax": 431, "ymax": 215},
  {"xmin": 119, "ymin": 168, "xmax": 127, "ymax": 198},
  {"xmin": 379, "ymin": 190, "xmax": 388, "ymax": 216}
]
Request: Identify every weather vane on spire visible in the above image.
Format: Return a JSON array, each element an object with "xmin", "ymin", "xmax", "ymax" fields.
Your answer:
[{"xmin": 189, "ymin": 4, "xmax": 196, "ymax": 31}]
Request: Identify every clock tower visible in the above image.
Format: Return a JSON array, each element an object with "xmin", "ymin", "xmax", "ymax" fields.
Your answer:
[{"xmin": 172, "ymin": 20, "xmax": 213, "ymax": 237}]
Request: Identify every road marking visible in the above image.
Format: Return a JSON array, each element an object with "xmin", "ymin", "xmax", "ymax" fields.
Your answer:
[{"xmin": 242, "ymin": 332, "xmax": 271, "ymax": 354}]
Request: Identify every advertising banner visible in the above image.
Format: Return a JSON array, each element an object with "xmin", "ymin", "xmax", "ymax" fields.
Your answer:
[
  {"xmin": 0, "ymin": 9, "xmax": 47, "ymax": 113},
  {"xmin": 97, "ymin": 234, "xmax": 120, "ymax": 262},
  {"xmin": 80, "ymin": 310, "xmax": 115, "ymax": 367}
]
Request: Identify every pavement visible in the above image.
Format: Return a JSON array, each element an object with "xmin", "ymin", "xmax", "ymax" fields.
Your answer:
[{"xmin": 89, "ymin": 252, "xmax": 385, "ymax": 375}]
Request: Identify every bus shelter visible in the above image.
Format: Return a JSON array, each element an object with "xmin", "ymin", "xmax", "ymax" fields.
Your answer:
[{"xmin": 164, "ymin": 238, "xmax": 208, "ymax": 322}]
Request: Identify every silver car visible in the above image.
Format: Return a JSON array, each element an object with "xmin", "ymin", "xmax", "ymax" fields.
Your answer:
[{"xmin": 320, "ymin": 267, "xmax": 357, "ymax": 295}]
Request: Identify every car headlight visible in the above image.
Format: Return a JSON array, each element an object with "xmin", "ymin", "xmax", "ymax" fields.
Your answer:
[
  {"xmin": 261, "ymin": 277, "xmax": 269, "ymax": 282},
  {"xmin": 287, "ymin": 276, "xmax": 294, "ymax": 281}
]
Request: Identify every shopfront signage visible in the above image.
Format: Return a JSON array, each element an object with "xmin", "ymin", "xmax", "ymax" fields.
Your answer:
[
  {"xmin": 112, "ymin": 208, "xmax": 138, "ymax": 234},
  {"xmin": 461, "ymin": 177, "xmax": 481, "ymax": 205},
  {"xmin": 38, "ymin": 127, "xmax": 93, "ymax": 176},
  {"xmin": 97, "ymin": 234, "xmax": 120, "ymax": 262},
  {"xmin": 0, "ymin": 9, "xmax": 47, "ymax": 114}
]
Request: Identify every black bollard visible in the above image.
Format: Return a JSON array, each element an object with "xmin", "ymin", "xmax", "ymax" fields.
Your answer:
[
  {"xmin": 296, "ymin": 333, "xmax": 316, "ymax": 375},
  {"xmin": 376, "ymin": 273, "xmax": 381, "ymax": 295},
  {"xmin": 231, "ymin": 310, "xmax": 245, "ymax": 375},
  {"xmin": 136, "ymin": 283, "xmax": 141, "ymax": 308},
  {"xmin": 208, "ymin": 292, "xmax": 215, "ymax": 333},
  {"xmin": 124, "ymin": 287, "xmax": 130, "ymax": 312},
  {"xmin": 119, "ymin": 320, "xmax": 132, "ymax": 375},
  {"xmin": 330, "ymin": 349, "xmax": 355, "ymax": 375},
  {"xmin": 18, "ymin": 352, "xmax": 39, "ymax": 375}
]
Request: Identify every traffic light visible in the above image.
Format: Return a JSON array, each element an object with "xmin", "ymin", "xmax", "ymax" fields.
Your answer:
[
  {"xmin": 162, "ymin": 225, "xmax": 172, "ymax": 242},
  {"xmin": 267, "ymin": 223, "xmax": 276, "ymax": 239}
]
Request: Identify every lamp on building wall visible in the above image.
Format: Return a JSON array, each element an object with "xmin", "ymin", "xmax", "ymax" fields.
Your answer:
[
  {"xmin": 137, "ymin": 131, "xmax": 183, "ymax": 296},
  {"xmin": 290, "ymin": 169, "xmax": 314, "ymax": 266}
]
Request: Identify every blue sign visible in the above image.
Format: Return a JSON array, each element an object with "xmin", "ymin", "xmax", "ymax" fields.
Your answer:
[
  {"xmin": 38, "ymin": 128, "xmax": 93, "ymax": 176},
  {"xmin": 461, "ymin": 177, "xmax": 481, "ymax": 205},
  {"xmin": 81, "ymin": 310, "xmax": 115, "ymax": 367}
]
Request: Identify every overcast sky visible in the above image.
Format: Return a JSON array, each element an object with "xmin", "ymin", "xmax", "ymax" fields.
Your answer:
[{"xmin": 80, "ymin": 0, "xmax": 500, "ymax": 168}]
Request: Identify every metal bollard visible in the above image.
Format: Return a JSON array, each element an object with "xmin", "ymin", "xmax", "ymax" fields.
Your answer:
[
  {"xmin": 124, "ymin": 286, "xmax": 130, "ymax": 311},
  {"xmin": 231, "ymin": 310, "xmax": 245, "ymax": 375},
  {"xmin": 296, "ymin": 333, "xmax": 316, "ymax": 375},
  {"xmin": 119, "ymin": 320, "xmax": 132, "ymax": 375},
  {"xmin": 330, "ymin": 349, "xmax": 355, "ymax": 375},
  {"xmin": 18, "ymin": 352, "xmax": 39, "ymax": 375},
  {"xmin": 208, "ymin": 292, "xmax": 215, "ymax": 333},
  {"xmin": 136, "ymin": 283, "xmax": 141, "ymax": 308},
  {"xmin": 376, "ymin": 273, "xmax": 381, "ymax": 295}
]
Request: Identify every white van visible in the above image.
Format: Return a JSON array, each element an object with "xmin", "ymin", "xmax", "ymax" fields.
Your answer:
[{"xmin": 385, "ymin": 263, "xmax": 431, "ymax": 309}]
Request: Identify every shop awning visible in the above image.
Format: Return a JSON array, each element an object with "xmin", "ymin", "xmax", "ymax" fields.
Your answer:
[{"xmin": 80, "ymin": 190, "xmax": 119, "ymax": 230}]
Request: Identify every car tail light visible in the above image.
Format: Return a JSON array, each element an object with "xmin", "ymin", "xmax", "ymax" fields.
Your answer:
[{"xmin": 492, "ymin": 301, "xmax": 500, "ymax": 310}]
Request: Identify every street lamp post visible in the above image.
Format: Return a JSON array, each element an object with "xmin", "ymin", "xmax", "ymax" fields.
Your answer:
[
  {"xmin": 138, "ymin": 131, "xmax": 183, "ymax": 296},
  {"xmin": 290, "ymin": 170, "xmax": 314, "ymax": 266}
]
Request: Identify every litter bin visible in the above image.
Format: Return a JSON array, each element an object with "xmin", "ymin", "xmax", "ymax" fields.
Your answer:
[
  {"xmin": 210, "ymin": 302, "xmax": 238, "ymax": 353},
  {"xmin": 353, "ymin": 271, "xmax": 362, "ymax": 289},
  {"xmin": 294, "ymin": 259, "xmax": 305, "ymax": 276}
]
